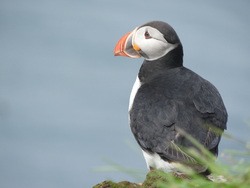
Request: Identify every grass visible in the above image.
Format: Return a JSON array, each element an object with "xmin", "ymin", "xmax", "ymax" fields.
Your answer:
[{"xmin": 93, "ymin": 124, "xmax": 250, "ymax": 188}]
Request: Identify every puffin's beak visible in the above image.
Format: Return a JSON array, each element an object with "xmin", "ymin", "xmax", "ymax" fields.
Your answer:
[{"xmin": 114, "ymin": 28, "xmax": 141, "ymax": 58}]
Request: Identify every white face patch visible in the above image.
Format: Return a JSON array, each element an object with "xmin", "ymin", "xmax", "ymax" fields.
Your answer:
[{"xmin": 133, "ymin": 26, "xmax": 178, "ymax": 61}]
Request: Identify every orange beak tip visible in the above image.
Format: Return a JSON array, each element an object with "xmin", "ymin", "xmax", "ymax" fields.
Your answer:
[
  {"xmin": 114, "ymin": 50, "xmax": 127, "ymax": 57},
  {"xmin": 114, "ymin": 51, "xmax": 121, "ymax": 56},
  {"xmin": 114, "ymin": 29, "xmax": 141, "ymax": 59}
]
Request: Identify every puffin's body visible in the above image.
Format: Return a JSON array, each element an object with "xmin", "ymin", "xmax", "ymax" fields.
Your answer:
[{"xmin": 114, "ymin": 21, "xmax": 227, "ymax": 174}]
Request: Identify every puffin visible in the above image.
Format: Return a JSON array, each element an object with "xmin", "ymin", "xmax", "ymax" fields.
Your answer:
[{"xmin": 114, "ymin": 21, "xmax": 227, "ymax": 175}]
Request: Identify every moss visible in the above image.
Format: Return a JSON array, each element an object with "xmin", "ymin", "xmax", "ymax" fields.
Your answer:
[
  {"xmin": 93, "ymin": 170, "xmax": 193, "ymax": 188},
  {"xmin": 142, "ymin": 170, "xmax": 169, "ymax": 188},
  {"xmin": 93, "ymin": 180, "xmax": 140, "ymax": 188}
]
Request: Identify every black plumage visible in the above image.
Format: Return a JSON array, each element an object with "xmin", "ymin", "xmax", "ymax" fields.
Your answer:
[
  {"xmin": 129, "ymin": 22, "xmax": 227, "ymax": 172},
  {"xmin": 130, "ymin": 62, "xmax": 227, "ymax": 162},
  {"xmin": 114, "ymin": 21, "xmax": 227, "ymax": 174}
]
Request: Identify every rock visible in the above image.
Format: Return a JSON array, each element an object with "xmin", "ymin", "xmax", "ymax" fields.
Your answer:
[
  {"xmin": 92, "ymin": 170, "xmax": 191, "ymax": 188},
  {"xmin": 93, "ymin": 180, "xmax": 140, "ymax": 188}
]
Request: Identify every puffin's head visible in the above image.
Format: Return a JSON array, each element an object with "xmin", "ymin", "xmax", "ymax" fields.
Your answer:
[{"xmin": 114, "ymin": 21, "xmax": 182, "ymax": 61}]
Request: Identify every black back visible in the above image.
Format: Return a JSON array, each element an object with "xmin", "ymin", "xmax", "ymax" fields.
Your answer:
[{"xmin": 130, "ymin": 54, "xmax": 227, "ymax": 165}]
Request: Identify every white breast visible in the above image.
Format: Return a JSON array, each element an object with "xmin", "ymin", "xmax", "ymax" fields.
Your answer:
[
  {"xmin": 142, "ymin": 150, "xmax": 176, "ymax": 171},
  {"xmin": 128, "ymin": 76, "xmax": 141, "ymax": 112}
]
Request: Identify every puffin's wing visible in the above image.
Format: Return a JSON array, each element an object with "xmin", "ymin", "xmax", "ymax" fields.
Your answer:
[
  {"xmin": 130, "ymin": 78, "xmax": 227, "ymax": 163},
  {"xmin": 193, "ymin": 79, "xmax": 227, "ymax": 130},
  {"xmin": 191, "ymin": 79, "xmax": 227, "ymax": 152},
  {"xmin": 130, "ymin": 84, "xmax": 197, "ymax": 163}
]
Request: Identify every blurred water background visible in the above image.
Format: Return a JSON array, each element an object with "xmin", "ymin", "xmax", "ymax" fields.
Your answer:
[{"xmin": 0, "ymin": 0, "xmax": 250, "ymax": 187}]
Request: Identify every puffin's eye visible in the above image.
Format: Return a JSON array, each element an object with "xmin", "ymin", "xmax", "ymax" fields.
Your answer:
[{"xmin": 144, "ymin": 31, "xmax": 152, "ymax": 39}]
